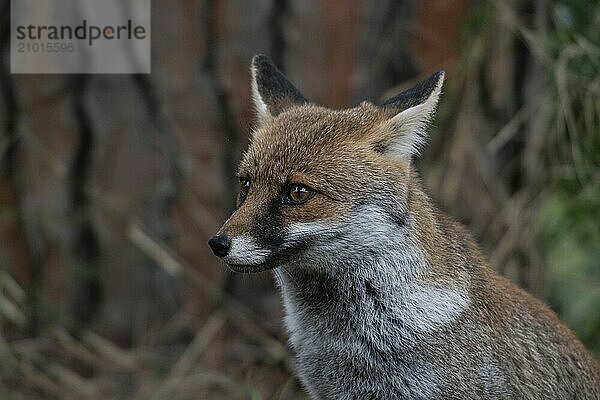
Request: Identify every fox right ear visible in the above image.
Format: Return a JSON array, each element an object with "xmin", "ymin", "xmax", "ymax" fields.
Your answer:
[
  {"xmin": 251, "ymin": 54, "xmax": 308, "ymax": 124},
  {"xmin": 375, "ymin": 71, "xmax": 445, "ymax": 158}
]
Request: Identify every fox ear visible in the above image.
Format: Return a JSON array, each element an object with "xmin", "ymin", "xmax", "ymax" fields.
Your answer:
[
  {"xmin": 251, "ymin": 54, "xmax": 308, "ymax": 124},
  {"xmin": 376, "ymin": 71, "xmax": 445, "ymax": 158}
]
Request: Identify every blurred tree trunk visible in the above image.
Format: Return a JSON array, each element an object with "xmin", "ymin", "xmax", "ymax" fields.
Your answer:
[
  {"xmin": 356, "ymin": 0, "xmax": 418, "ymax": 102},
  {"xmin": 75, "ymin": 71, "xmax": 184, "ymax": 343},
  {"xmin": 0, "ymin": 0, "xmax": 45, "ymax": 334}
]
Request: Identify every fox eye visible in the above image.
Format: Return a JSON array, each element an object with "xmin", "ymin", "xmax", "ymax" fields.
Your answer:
[
  {"xmin": 285, "ymin": 184, "xmax": 315, "ymax": 205},
  {"xmin": 239, "ymin": 177, "xmax": 250, "ymax": 203}
]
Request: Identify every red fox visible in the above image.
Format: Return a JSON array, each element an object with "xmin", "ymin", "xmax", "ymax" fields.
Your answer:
[{"xmin": 208, "ymin": 55, "xmax": 600, "ymax": 399}]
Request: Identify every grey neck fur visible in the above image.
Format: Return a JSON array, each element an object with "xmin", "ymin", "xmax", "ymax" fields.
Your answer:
[{"xmin": 273, "ymin": 205, "xmax": 470, "ymax": 399}]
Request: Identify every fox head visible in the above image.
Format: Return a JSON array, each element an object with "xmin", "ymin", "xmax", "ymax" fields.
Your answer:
[{"xmin": 209, "ymin": 55, "xmax": 444, "ymax": 273}]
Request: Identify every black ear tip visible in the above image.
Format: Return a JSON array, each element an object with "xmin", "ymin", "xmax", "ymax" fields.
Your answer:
[
  {"xmin": 425, "ymin": 69, "xmax": 446, "ymax": 87},
  {"xmin": 414, "ymin": 70, "xmax": 445, "ymax": 90},
  {"xmin": 251, "ymin": 54, "xmax": 274, "ymax": 71},
  {"xmin": 380, "ymin": 70, "xmax": 446, "ymax": 112},
  {"xmin": 249, "ymin": 53, "xmax": 308, "ymax": 116}
]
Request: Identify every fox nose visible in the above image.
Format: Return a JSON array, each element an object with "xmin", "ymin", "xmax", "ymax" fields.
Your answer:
[{"xmin": 208, "ymin": 235, "xmax": 231, "ymax": 257}]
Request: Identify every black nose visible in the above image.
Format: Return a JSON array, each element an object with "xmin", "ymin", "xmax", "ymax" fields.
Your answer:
[{"xmin": 208, "ymin": 235, "xmax": 231, "ymax": 257}]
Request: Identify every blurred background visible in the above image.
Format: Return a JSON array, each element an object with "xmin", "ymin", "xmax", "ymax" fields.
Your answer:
[{"xmin": 0, "ymin": 0, "xmax": 598, "ymax": 398}]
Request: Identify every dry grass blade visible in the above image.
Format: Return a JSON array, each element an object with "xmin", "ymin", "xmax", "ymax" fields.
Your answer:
[
  {"xmin": 46, "ymin": 362, "xmax": 98, "ymax": 398},
  {"xmin": 128, "ymin": 221, "xmax": 182, "ymax": 276},
  {"xmin": 0, "ymin": 270, "xmax": 26, "ymax": 303},
  {"xmin": 0, "ymin": 270, "xmax": 27, "ymax": 328},
  {"xmin": 487, "ymin": 107, "xmax": 526, "ymax": 154},
  {"xmin": 82, "ymin": 331, "xmax": 137, "ymax": 370},
  {"xmin": 18, "ymin": 362, "xmax": 64, "ymax": 399},
  {"xmin": 493, "ymin": 0, "xmax": 550, "ymax": 66},
  {"xmin": 169, "ymin": 311, "xmax": 226, "ymax": 377},
  {"xmin": 152, "ymin": 311, "xmax": 226, "ymax": 399},
  {"xmin": 0, "ymin": 292, "xmax": 27, "ymax": 328},
  {"xmin": 50, "ymin": 327, "xmax": 104, "ymax": 368},
  {"xmin": 153, "ymin": 372, "xmax": 235, "ymax": 399}
]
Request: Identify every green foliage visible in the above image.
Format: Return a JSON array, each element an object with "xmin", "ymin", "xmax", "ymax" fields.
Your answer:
[
  {"xmin": 537, "ymin": 0, "xmax": 600, "ymax": 355},
  {"xmin": 452, "ymin": 0, "xmax": 600, "ymax": 355},
  {"xmin": 538, "ymin": 186, "xmax": 600, "ymax": 353}
]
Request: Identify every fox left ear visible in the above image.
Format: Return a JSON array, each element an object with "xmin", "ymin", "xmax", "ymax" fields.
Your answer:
[
  {"xmin": 376, "ymin": 71, "xmax": 445, "ymax": 158},
  {"xmin": 251, "ymin": 54, "xmax": 308, "ymax": 124}
]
